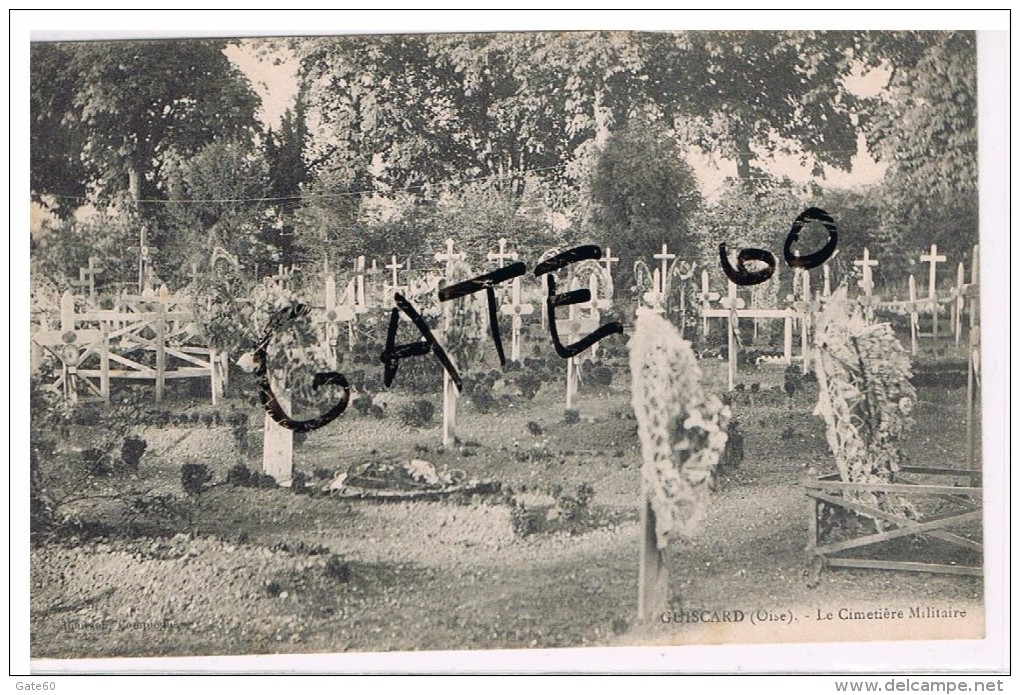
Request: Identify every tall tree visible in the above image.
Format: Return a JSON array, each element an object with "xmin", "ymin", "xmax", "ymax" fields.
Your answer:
[
  {"xmin": 589, "ymin": 120, "xmax": 702, "ymax": 277},
  {"xmin": 296, "ymin": 31, "xmax": 869, "ymax": 205},
  {"xmin": 643, "ymin": 31, "xmax": 862, "ymax": 185},
  {"xmin": 30, "ymin": 39, "xmax": 261, "ymax": 215},
  {"xmin": 160, "ymin": 139, "xmax": 275, "ymax": 285},
  {"xmin": 858, "ymin": 31, "xmax": 978, "ymax": 270}
]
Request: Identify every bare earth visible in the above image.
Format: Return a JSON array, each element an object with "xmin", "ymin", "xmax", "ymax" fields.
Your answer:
[{"xmin": 30, "ymin": 355, "xmax": 983, "ymax": 660}]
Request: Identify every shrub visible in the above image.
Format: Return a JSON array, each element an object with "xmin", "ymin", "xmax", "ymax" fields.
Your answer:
[
  {"xmin": 588, "ymin": 364, "xmax": 614, "ymax": 386},
  {"xmin": 324, "ymin": 555, "xmax": 351, "ymax": 583},
  {"xmin": 516, "ymin": 371, "xmax": 542, "ymax": 400},
  {"xmin": 181, "ymin": 463, "xmax": 213, "ymax": 496},
  {"xmin": 399, "ymin": 399, "xmax": 435, "ymax": 428},
  {"xmin": 120, "ymin": 436, "xmax": 147, "ymax": 471},
  {"xmin": 469, "ymin": 383, "xmax": 497, "ymax": 414},
  {"xmin": 225, "ymin": 463, "xmax": 254, "ymax": 487}
]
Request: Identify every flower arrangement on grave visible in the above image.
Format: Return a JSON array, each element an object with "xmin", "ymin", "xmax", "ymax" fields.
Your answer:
[
  {"xmin": 812, "ymin": 288, "xmax": 918, "ymax": 522},
  {"xmin": 630, "ymin": 308, "xmax": 731, "ymax": 549}
]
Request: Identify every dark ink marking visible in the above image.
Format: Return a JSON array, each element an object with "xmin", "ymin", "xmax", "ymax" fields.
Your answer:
[
  {"xmin": 536, "ymin": 247, "xmax": 624, "ymax": 359},
  {"xmin": 380, "ymin": 293, "xmax": 462, "ymax": 392},
  {"xmin": 438, "ymin": 262, "xmax": 526, "ymax": 366},
  {"xmin": 255, "ymin": 304, "xmax": 350, "ymax": 433},
  {"xmin": 438, "ymin": 262, "xmax": 526, "ymax": 301},
  {"xmin": 784, "ymin": 207, "xmax": 838, "ymax": 269},
  {"xmin": 533, "ymin": 245, "xmax": 602, "ymax": 276},
  {"xmin": 719, "ymin": 243, "xmax": 777, "ymax": 286}
]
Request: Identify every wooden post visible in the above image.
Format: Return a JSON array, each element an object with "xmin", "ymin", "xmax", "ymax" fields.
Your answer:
[
  {"xmin": 566, "ymin": 356, "xmax": 576, "ymax": 409},
  {"xmin": 638, "ymin": 492, "xmax": 669, "ymax": 620},
  {"xmin": 155, "ymin": 298, "xmax": 166, "ymax": 402},
  {"xmin": 100, "ymin": 333, "xmax": 111, "ymax": 404},
  {"xmin": 210, "ymin": 349, "xmax": 220, "ymax": 406},
  {"xmin": 137, "ymin": 225, "xmax": 147, "ymax": 293},
  {"xmin": 953, "ymin": 262, "xmax": 965, "ymax": 347},
  {"xmin": 800, "ymin": 271, "xmax": 811, "ymax": 374},
  {"xmin": 263, "ymin": 387, "xmax": 293, "ymax": 483},
  {"xmin": 908, "ymin": 275, "xmax": 918, "ymax": 356},
  {"xmin": 719, "ymin": 282, "xmax": 745, "ymax": 391},
  {"xmin": 442, "ymin": 372, "xmax": 457, "ymax": 448},
  {"xmin": 807, "ymin": 482, "xmax": 818, "ymax": 555},
  {"xmin": 783, "ymin": 314, "xmax": 793, "ymax": 364},
  {"xmin": 434, "ymin": 238, "xmax": 465, "ymax": 448},
  {"xmin": 355, "ymin": 256, "xmax": 367, "ymax": 308},
  {"xmin": 920, "ymin": 244, "xmax": 946, "ymax": 338},
  {"xmin": 822, "ymin": 263, "xmax": 831, "ymax": 297},
  {"xmin": 965, "ymin": 281, "xmax": 980, "ymax": 485}
]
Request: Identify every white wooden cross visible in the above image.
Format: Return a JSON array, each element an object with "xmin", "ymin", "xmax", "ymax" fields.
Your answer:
[
  {"xmin": 602, "ymin": 247, "xmax": 619, "ymax": 279},
  {"xmin": 82, "ymin": 256, "xmax": 103, "ymax": 297},
  {"xmin": 653, "ymin": 243, "xmax": 676, "ymax": 296},
  {"xmin": 434, "ymin": 238, "xmax": 465, "ymax": 447},
  {"xmin": 501, "ymin": 276, "xmax": 533, "ymax": 362},
  {"xmin": 920, "ymin": 244, "xmax": 946, "ymax": 338},
  {"xmin": 486, "ymin": 237, "xmax": 518, "ymax": 267},
  {"xmin": 853, "ymin": 247, "xmax": 878, "ymax": 297},
  {"xmin": 435, "ymin": 237, "xmax": 465, "ymax": 275},
  {"xmin": 384, "ymin": 254, "xmax": 406, "ymax": 298},
  {"xmin": 719, "ymin": 281, "xmax": 745, "ymax": 392},
  {"xmin": 697, "ymin": 269, "xmax": 721, "ymax": 337}
]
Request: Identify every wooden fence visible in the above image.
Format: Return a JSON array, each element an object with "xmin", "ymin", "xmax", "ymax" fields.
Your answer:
[{"xmin": 31, "ymin": 287, "xmax": 227, "ymax": 404}]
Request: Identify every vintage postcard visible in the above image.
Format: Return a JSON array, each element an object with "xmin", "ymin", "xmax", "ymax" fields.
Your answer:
[{"xmin": 16, "ymin": 13, "xmax": 1009, "ymax": 675}]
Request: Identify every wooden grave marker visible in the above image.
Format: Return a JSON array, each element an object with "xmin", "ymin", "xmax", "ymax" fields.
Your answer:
[
  {"xmin": 435, "ymin": 238, "xmax": 465, "ymax": 447},
  {"xmin": 653, "ymin": 243, "xmax": 676, "ymax": 296},
  {"xmin": 384, "ymin": 254, "xmax": 407, "ymax": 298},
  {"xmin": 560, "ymin": 277, "xmax": 599, "ymax": 409},
  {"xmin": 853, "ymin": 247, "xmax": 878, "ymax": 297},
  {"xmin": 920, "ymin": 244, "xmax": 947, "ymax": 338},
  {"xmin": 489, "ymin": 239, "xmax": 532, "ymax": 362},
  {"xmin": 697, "ymin": 269, "xmax": 722, "ymax": 337}
]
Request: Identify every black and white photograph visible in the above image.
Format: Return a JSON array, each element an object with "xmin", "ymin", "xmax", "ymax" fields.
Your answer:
[{"xmin": 17, "ymin": 11, "xmax": 1009, "ymax": 676}]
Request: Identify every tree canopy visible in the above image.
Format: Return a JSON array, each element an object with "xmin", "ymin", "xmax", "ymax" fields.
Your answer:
[
  {"xmin": 31, "ymin": 39, "xmax": 261, "ymax": 215},
  {"xmin": 29, "ymin": 30, "xmax": 979, "ymax": 292}
]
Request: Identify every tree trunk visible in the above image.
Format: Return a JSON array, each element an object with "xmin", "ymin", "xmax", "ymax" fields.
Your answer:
[
  {"xmin": 127, "ymin": 162, "xmax": 141, "ymax": 208},
  {"xmin": 735, "ymin": 134, "xmax": 754, "ymax": 184},
  {"xmin": 593, "ymin": 88, "xmax": 612, "ymax": 148}
]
